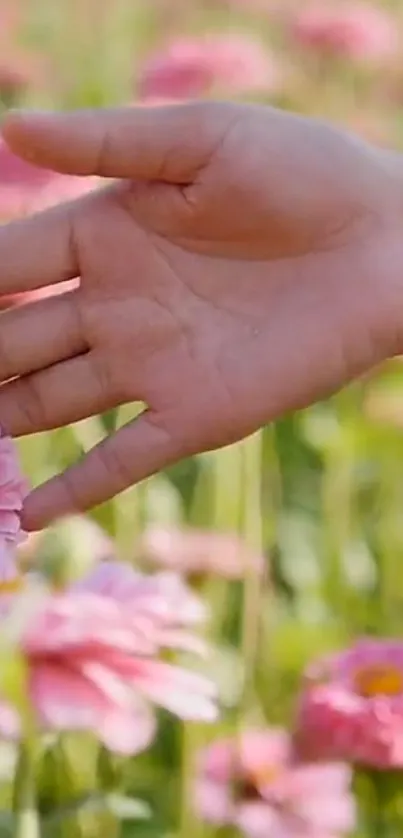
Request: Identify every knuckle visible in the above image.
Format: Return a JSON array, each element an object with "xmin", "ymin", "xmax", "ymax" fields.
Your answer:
[
  {"xmin": 144, "ymin": 409, "xmax": 191, "ymax": 458},
  {"xmin": 94, "ymin": 125, "xmax": 114, "ymax": 176},
  {"xmin": 59, "ymin": 468, "xmax": 88, "ymax": 513},
  {"xmin": 17, "ymin": 376, "xmax": 48, "ymax": 430},
  {"xmin": 98, "ymin": 439, "xmax": 134, "ymax": 490},
  {"xmin": 143, "ymin": 410, "xmax": 174, "ymax": 447},
  {"xmin": 91, "ymin": 352, "xmax": 129, "ymax": 407},
  {"xmin": 88, "ymin": 354, "xmax": 112, "ymax": 401}
]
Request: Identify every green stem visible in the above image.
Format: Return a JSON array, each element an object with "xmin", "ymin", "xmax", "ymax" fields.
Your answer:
[
  {"xmin": 239, "ymin": 431, "xmax": 264, "ymax": 714},
  {"xmin": 321, "ymin": 452, "xmax": 351, "ymax": 617},
  {"xmin": 356, "ymin": 768, "xmax": 403, "ymax": 838},
  {"xmin": 375, "ymin": 441, "xmax": 403, "ymax": 635},
  {"xmin": 178, "ymin": 451, "xmax": 233, "ymax": 838},
  {"xmin": 212, "ymin": 443, "xmax": 243, "ymax": 533},
  {"xmin": 13, "ymin": 743, "xmax": 40, "ymax": 838},
  {"xmin": 178, "ymin": 723, "xmax": 204, "ymax": 838}
]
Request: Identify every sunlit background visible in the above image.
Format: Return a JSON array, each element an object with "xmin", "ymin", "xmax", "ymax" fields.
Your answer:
[{"xmin": 1, "ymin": 1, "xmax": 403, "ymax": 836}]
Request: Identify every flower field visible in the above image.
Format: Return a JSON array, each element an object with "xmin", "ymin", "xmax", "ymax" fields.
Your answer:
[{"xmin": 1, "ymin": 1, "xmax": 403, "ymax": 835}]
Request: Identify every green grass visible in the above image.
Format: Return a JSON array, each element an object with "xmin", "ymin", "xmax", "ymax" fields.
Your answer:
[{"xmin": 3, "ymin": 1, "xmax": 403, "ymax": 834}]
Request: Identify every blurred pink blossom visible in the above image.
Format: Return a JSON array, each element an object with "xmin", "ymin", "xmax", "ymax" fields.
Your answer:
[
  {"xmin": 0, "ymin": 434, "xmax": 27, "ymax": 547},
  {"xmin": 0, "ymin": 140, "xmax": 100, "ymax": 308},
  {"xmin": 295, "ymin": 639, "xmax": 403, "ymax": 768},
  {"xmin": 137, "ymin": 34, "xmax": 280, "ymax": 101},
  {"xmin": 75, "ymin": 561, "xmax": 208, "ymax": 654},
  {"xmin": 0, "ymin": 432, "xmax": 28, "ymax": 595},
  {"xmin": 0, "ymin": 434, "xmax": 27, "ymax": 594},
  {"xmin": 0, "ymin": 563, "xmax": 217, "ymax": 753},
  {"xmin": 196, "ymin": 728, "xmax": 355, "ymax": 837},
  {"xmin": 289, "ymin": 3, "xmax": 398, "ymax": 63},
  {"xmin": 141, "ymin": 526, "xmax": 265, "ymax": 579},
  {"xmin": 0, "ymin": 548, "xmax": 22, "ymax": 592},
  {"xmin": 0, "ymin": 139, "xmax": 100, "ymax": 217}
]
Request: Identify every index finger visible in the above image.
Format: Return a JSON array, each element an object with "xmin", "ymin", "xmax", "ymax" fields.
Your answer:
[
  {"xmin": 0, "ymin": 199, "xmax": 78, "ymax": 296},
  {"xmin": 2, "ymin": 103, "xmax": 235, "ymax": 181}
]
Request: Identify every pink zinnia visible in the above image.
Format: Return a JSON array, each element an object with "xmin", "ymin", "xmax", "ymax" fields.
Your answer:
[
  {"xmin": 0, "ymin": 563, "xmax": 217, "ymax": 754},
  {"xmin": 0, "ymin": 434, "xmax": 27, "ymax": 545},
  {"xmin": 0, "ymin": 444, "xmax": 217, "ymax": 754},
  {"xmin": 295, "ymin": 639, "xmax": 403, "ymax": 768},
  {"xmin": 74, "ymin": 561, "xmax": 208, "ymax": 654},
  {"xmin": 141, "ymin": 526, "xmax": 265, "ymax": 579},
  {"xmin": 196, "ymin": 728, "xmax": 355, "ymax": 838},
  {"xmin": 289, "ymin": 3, "xmax": 398, "ymax": 63},
  {"xmin": 137, "ymin": 34, "xmax": 280, "ymax": 102},
  {"xmin": 0, "ymin": 434, "xmax": 27, "ymax": 594}
]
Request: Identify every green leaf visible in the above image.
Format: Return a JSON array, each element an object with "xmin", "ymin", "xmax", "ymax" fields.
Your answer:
[
  {"xmin": 106, "ymin": 795, "xmax": 152, "ymax": 821},
  {"xmin": 68, "ymin": 417, "xmax": 106, "ymax": 453},
  {"xmin": 42, "ymin": 793, "xmax": 151, "ymax": 830}
]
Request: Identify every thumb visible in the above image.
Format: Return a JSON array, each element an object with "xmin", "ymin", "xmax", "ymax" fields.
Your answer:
[
  {"xmin": 2, "ymin": 102, "xmax": 233, "ymax": 183},
  {"xmin": 21, "ymin": 410, "xmax": 190, "ymax": 531}
]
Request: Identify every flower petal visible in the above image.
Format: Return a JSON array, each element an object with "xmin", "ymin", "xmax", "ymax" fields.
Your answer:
[
  {"xmin": 194, "ymin": 779, "xmax": 232, "ymax": 825},
  {"xmin": 31, "ymin": 662, "xmax": 110, "ymax": 731},
  {"xmin": 99, "ymin": 698, "xmax": 156, "ymax": 755}
]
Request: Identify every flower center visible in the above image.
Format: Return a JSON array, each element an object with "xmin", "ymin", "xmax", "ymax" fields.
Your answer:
[
  {"xmin": 236, "ymin": 764, "xmax": 280, "ymax": 801},
  {"xmin": 0, "ymin": 572, "xmax": 24, "ymax": 595},
  {"xmin": 355, "ymin": 665, "xmax": 403, "ymax": 697},
  {"xmin": 250, "ymin": 765, "xmax": 279, "ymax": 787},
  {"xmin": 228, "ymin": 757, "xmax": 283, "ymax": 807}
]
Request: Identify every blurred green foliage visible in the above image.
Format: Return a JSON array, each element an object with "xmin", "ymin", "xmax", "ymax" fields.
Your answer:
[{"xmin": 4, "ymin": 1, "xmax": 403, "ymax": 835}]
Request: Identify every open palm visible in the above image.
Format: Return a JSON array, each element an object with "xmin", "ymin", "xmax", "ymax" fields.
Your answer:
[{"xmin": 0, "ymin": 101, "xmax": 402, "ymax": 528}]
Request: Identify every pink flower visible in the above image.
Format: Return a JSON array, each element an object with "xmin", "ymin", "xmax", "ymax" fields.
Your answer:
[
  {"xmin": 0, "ymin": 139, "xmax": 100, "ymax": 220},
  {"xmin": 75, "ymin": 561, "xmax": 208, "ymax": 654},
  {"xmin": 0, "ymin": 140, "xmax": 100, "ymax": 308},
  {"xmin": 0, "ymin": 434, "xmax": 27, "ymax": 547},
  {"xmin": 0, "ymin": 564, "xmax": 217, "ymax": 753},
  {"xmin": 289, "ymin": 3, "xmax": 398, "ymax": 63},
  {"xmin": 0, "ymin": 546, "xmax": 23, "ymax": 595},
  {"xmin": 140, "ymin": 526, "xmax": 265, "ymax": 579},
  {"xmin": 137, "ymin": 35, "xmax": 280, "ymax": 101},
  {"xmin": 0, "ymin": 441, "xmax": 217, "ymax": 753},
  {"xmin": 295, "ymin": 639, "xmax": 403, "ymax": 768},
  {"xmin": 196, "ymin": 729, "xmax": 355, "ymax": 838},
  {"xmin": 0, "ymin": 434, "xmax": 27, "ymax": 596}
]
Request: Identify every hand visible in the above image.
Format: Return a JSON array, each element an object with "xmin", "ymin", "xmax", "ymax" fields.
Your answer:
[{"xmin": 0, "ymin": 101, "xmax": 402, "ymax": 530}]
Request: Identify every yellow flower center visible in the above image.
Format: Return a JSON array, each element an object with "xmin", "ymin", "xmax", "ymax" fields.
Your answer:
[
  {"xmin": 249, "ymin": 764, "xmax": 279, "ymax": 788},
  {"xmin": 0, "ymin": 575, "xmax": 24, "ymax": 595},
  {"xmin": 355, "ymin": 665, "xmax": 403, "ymax": 698}
]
